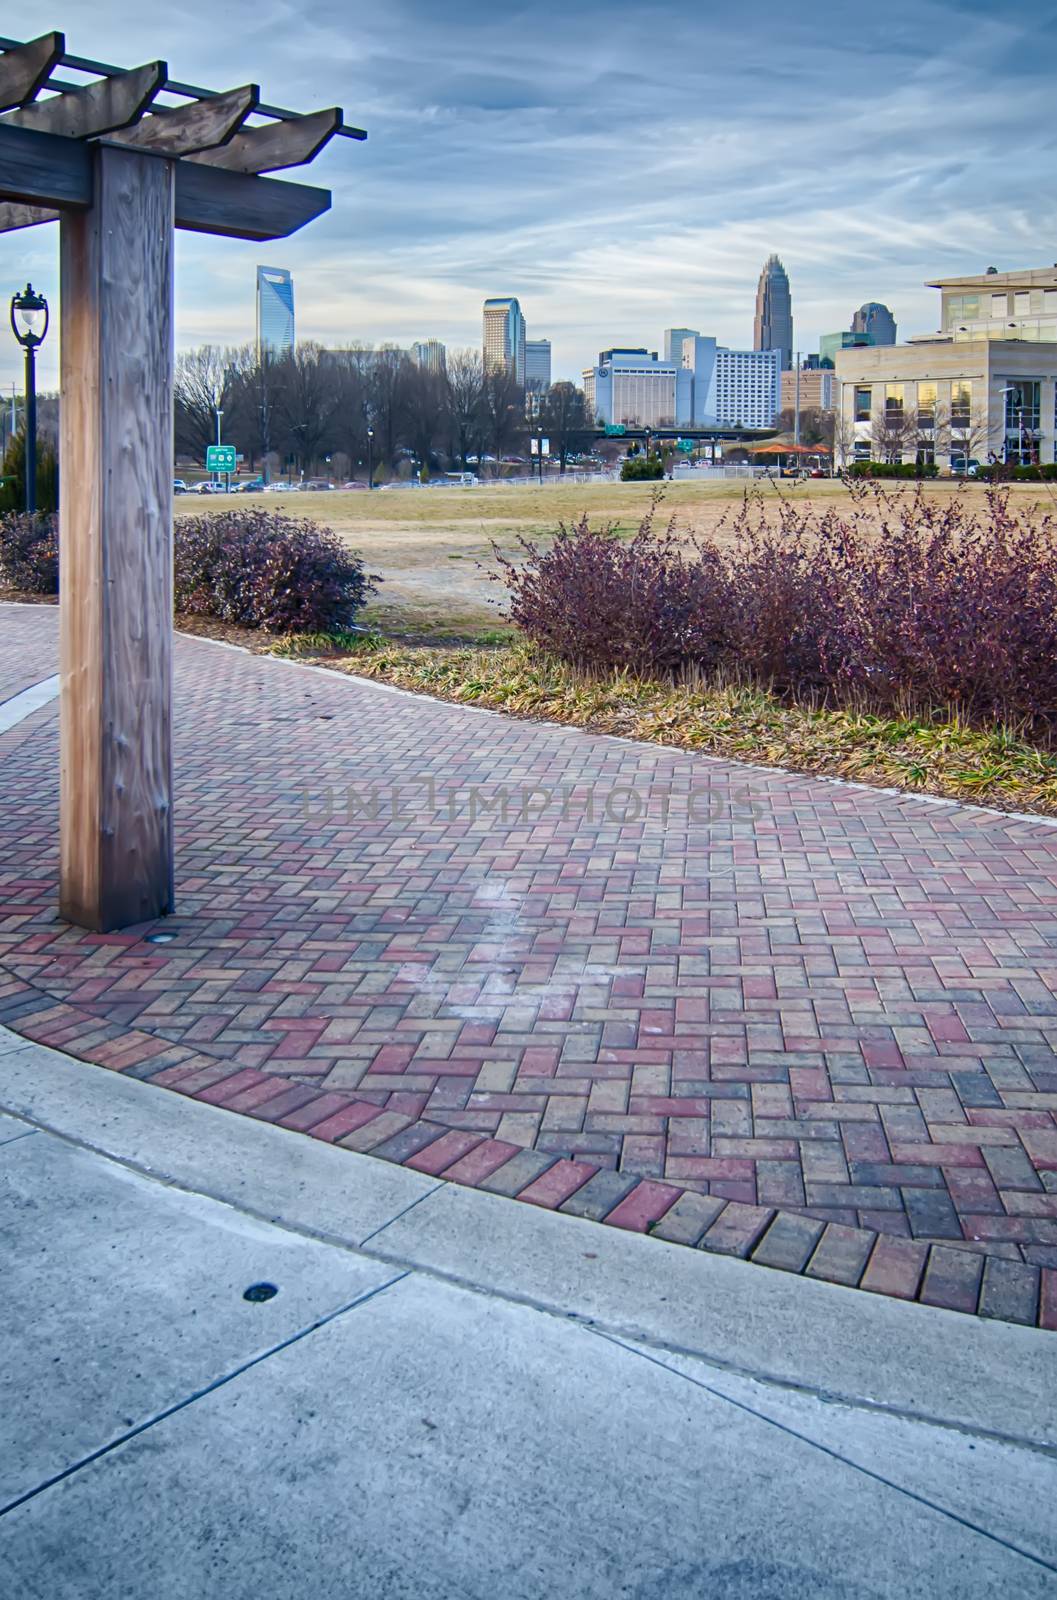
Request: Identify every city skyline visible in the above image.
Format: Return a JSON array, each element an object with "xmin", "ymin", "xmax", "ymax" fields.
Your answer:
[{"xmin": 0, "ymin": 0, "xmax": 1053, "ymax": 392}]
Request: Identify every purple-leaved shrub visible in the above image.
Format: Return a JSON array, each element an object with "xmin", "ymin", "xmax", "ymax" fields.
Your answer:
[{"xmin": 497, "ymin": 484, "xmax": 1057, "ymax": 733}]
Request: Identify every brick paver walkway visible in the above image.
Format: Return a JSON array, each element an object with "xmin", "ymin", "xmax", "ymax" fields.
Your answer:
[{"xmin": 2, "ymin": 603, "xmax": 1056, "ymax": 1329}]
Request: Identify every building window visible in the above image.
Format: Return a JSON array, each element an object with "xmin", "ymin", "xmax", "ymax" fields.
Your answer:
[
  {"xmin": 950, "ymin": 381, "xmax": 972, "ymax": 429},
  {"xmin": 916, "ymin": 381, "xmax": 936, "ymax": 428},
  {"xmin": 885, "ymin": 384, "xmax": 904, "ymax": 419},
  {"xmin": 991, "ymin": 293, "xmax": 1008, "ymax": 317},
  {"xmin": 1002, "ymin": 379, "xmax": 1041, "ymax": 465},
  {"xmin": 853, "ymin": 386, "xmax": 871, "ymax": 422},
  {"xmin": 1014, "ymin": 291, "xmax": 1030, "ymax": 316},
  {"xmin": 853, "ymin": 440, "xmax": 871, "ymax": 461}
]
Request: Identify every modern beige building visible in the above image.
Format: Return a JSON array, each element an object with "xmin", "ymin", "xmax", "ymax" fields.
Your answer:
[
  {"xmin": 834, "ymin": 266, "xmax": 1057, "ymax": 470},
  {"xmin": 482, "ymin": 297, "xmax": 526, "ymax": 386}
]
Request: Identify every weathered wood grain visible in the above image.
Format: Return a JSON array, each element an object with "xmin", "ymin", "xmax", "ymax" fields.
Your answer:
[
  {"xmin": 60, "ymin": 143, "xmax": 174, "ymax": 931},
  {"xmin": 188, "ymin": 107, "xmax": 344, "ymax": 173},
  {"xmin": 0, "ymin": 32, "xmax": 64, "ymax": 112},
  {"xmin": 3, "ymin": 61, "xmax": 165, "ymax": 138},
  {"xmin": 0, "ymin": 120, "xmax": 91, "ymax": 208},
  {"xmin": 109, "ymin": 84, "xmax": 258, "ymax": 155},
  {"xmin": 173, "ymin": 161, "xmax": 330, "ymax": 239}
]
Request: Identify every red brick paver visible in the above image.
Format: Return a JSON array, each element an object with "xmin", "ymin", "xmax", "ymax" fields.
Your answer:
[{"xmin": 3, "ymin": 603, "xmax": 1057, "ymax": 1330}]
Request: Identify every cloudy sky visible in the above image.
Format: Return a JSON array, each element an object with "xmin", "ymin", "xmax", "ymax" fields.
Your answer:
[{"xmin": 1, "ymin": 0, "xmax": 1054, "ymax": 391}]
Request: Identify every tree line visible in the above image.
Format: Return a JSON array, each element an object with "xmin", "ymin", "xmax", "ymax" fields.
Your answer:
[{"xmin": 174, "ymin": 343, "xmax": 596, "ymax": 479}]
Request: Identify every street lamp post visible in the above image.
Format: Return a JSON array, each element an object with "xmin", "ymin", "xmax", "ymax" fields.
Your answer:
[
  {"xmin": 10, "ymin": 284, "xmax": 49, "ymax": 514},
  {"xmin": 366, "ymin": 426, "xmax": 374, "ymax": 489}
]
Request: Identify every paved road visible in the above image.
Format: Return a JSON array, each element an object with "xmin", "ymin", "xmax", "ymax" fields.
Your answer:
[
  {"xmin": 2, "ymin": 603, "xmax": 1057, "ymax": 1327},
  {"xmin": 1, "ymin": 1028, "xmax": 1055, "ymax": 1599}
]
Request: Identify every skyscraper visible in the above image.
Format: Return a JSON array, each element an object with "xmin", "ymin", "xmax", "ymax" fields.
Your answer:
[
  {"xmin": 483, "ymin": 297, "xmax": 526, "ymax": 386},
  {"xmin": 412, "ymin": 339, "xmax": 447, "ymax": 374},
  {"xmin": 753, "ymin": 256, "xmax": 793, "ymax": 371},
  {"xmin": 525, "ymin": 339, "xmax": 552, "ymax": 389},
  {"xmin": 256, "ymin": 266, "xmax": 295, "ymax": 357},
  {"xmin": 851, "ymin": 302, "xmax": 897, "ymax": 345}
]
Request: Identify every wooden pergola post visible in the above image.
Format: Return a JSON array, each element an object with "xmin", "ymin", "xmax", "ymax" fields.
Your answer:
[
  {"xmin": 0, "ymin": 30, "xmax": 364, "ymax": 930},
  {"xmin": 59, "ymin": 144, "xmax": 175, "ymax": 929}
]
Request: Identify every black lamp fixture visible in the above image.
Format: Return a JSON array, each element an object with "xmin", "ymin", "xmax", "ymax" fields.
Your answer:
[{"xmin": 10, "ymin": 283, "xmax": 49, "ymax": 514}]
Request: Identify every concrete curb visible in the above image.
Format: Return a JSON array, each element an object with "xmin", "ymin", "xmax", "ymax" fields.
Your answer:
[{"xmin": 2, "ymin": 1027, "xmax": 1055, "ymax": 1452}]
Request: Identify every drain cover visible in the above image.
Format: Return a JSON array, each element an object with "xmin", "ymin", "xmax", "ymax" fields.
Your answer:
[
  {"xmin": 146, "ymin": 931, "xmax": 176, "ymax": 944},
  {"xmin": 243, "ymin": 1282, "xmax": 279, "ymax": 1303}
]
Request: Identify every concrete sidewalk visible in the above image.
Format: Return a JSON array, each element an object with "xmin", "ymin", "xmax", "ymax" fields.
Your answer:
[{"xmin": 1, "ymin": 1023, "xmax": 1056, "ymax": 1599}]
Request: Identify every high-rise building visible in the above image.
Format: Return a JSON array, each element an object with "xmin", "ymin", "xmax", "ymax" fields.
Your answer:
[
  {"xmin": 779, "ymin": 367, "xmax": 836, "ymax": 413},
  {"xmin": 584, "ymin": 337, "xmax": 780, "ymax": 430},
  {"xmin": 753, "ymin": 256, "xmax": 793, "ymax": 370},
  {"xmin": 256, "ymin": 266, "xmax": 295, "ymax": 357},
  {"xmin": 525, "ymin": 339, "xmax": 552, "ymax": 389},
  {"xmin": 852, "ymin": 302, "xmax": 897, "ymax": 345},
  {"xmin": 819, "ymin": 330, "xmax": 872, "ymax": 368},
  {"xmin": 667, "ymin": 333, "xmax": 781, "ymax": 428},
  {"xmin": 483, "ymin": 297, "xmax": 526, "ymax": 386},
  {"xmin": 663, "ymin": 328, "xmax": 698, "ymax": 363},
  {"xmin": 412, "ymin": 339, "xmax": 447, "ymax": 374}
]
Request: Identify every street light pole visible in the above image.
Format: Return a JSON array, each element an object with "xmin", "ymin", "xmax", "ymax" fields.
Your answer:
[
  {"xmin": 367, "ymin": 426, "xmax": 374, "ymax": 489},
  {"xmin": 10, "ymin": 284, "xmax": 49, "ymax": 515}
]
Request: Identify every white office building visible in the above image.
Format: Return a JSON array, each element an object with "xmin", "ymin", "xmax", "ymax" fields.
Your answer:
[{"xmin": 583, "ymin": 349, "xmax": 679, "ymax": 428}]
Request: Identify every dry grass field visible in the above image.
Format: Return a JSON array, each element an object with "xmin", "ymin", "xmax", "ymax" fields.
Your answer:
[{"xmin": 182, "ymin": 476, "xmax": 1054, "ymax": 640}]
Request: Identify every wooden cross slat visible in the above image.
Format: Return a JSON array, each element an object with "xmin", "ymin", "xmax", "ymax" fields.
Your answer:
[
  {"xmin": 2, "ymin": 61, "xmax": 166, "ymax": 138},
  {"xmin": 188, "ymin": 106, "xmax": 343, "ymax": 174},
  {"xmin": 108, "ymin": 82, "xmax": 259, "ymax": 156},
  {"xmin": 0, "ymin": 31, "xmax": 64, "ymax": 112}
]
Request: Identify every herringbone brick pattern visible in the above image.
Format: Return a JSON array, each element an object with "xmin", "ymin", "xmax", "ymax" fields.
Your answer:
[{"xmin": 2, "ymin": 604, "xmax": 1056, "ymax": 1329}]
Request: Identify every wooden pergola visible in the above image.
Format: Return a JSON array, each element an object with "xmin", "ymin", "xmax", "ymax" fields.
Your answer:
[{"xmin": 0, "ymin": 32, "xmax": 363, "ymax": 931}]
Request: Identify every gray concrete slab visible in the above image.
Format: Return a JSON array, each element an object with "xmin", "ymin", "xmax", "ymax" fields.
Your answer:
[
  {"xmin": 2, "ymin": 1271, "xmax": 1054, "ymax": 1600},
  {"xmin": 363, "ymin": 1179, "xmax": 1057, "ymax": 1449},
  {"xmin": 613, "ymin": 1337, "xmax": 1057, "ymax": 1570},
  {"xmin": 0, "ymin": 1037, "xmax": 439, "ymax": 1245},
  {"xmin": 0, "ymin": 1110, "xmax": 35, "ymax": 1146},
  {"xmin": 3, "ymin": 1036, "xmax": 1055, "ymax": 1453},
  {"xmin": 0, "ymin": 1130, "xmax": 399, "ymax": 1507}
]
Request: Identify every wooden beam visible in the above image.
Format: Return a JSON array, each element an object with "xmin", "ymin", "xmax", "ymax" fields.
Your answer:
[
  {"xmin": 3, "ymin": 61, "xmax": 166, "ymax": 138},
  {"xmin": 188, "ymin": 107, "xmax": 343, "ymax": 173},
  {"xmin": 0, "ymin": 202, "xmax": 57, "ymax": 231},
  {"xmin": 59, "ymin": 142, "xmax": 174, "ymax": 932},
  {"xmin": 0, "ymin": 119, "xmax": 330, "ymax": 240},
  {"xmin": 108, "ymin": 84, "xmax": 259, "ymax": 156},
  {"xmin": 0, "ymin": 32, "xmax": 65, "ymax": 112},
  {"xmin": 0, "ymin": 120, "xmax": 91, "ymax": 209},
  {"xmin": 174, "ymin": 161, "xmax": 330, "ymax": 240}
]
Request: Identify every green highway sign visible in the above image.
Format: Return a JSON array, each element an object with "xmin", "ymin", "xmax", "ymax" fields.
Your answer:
[
  {"xmin": 206, "ymin": 444, "xmax": 237, "ymax": 473},
  {"xmin": 677, "ymin": 438, "xmax": 694, "ymax": 453},
  {"xmin": 603, "ymin": 424, "xmax": 626, "ymax": 436}
]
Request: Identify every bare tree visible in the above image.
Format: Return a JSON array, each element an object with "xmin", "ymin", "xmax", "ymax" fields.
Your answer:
[
  {"xmin": 276, "ymin": 343, "xmax": 340, "ymax": 473},
  {"xmin": 870, "ymin": 401, "xmax": 916, "ymax": 465},
  {"xmin": 480, "ymin": 365, "xmax": 525, "ymax": 463},
  {"xmin": 175, "ymin": 346, "xmax": 234, "ymax": 460},
  {"xmin": 445, "ymin": 349, "xmax": 486, "ymax": 469},
  {"xmin": 538, "ymin": 381, "xmax": 594, "ymax": 472}
]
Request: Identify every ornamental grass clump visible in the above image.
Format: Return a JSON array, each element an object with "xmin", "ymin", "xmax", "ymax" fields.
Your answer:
[
  {"xmin": 173, "ymin": 509, "xmax": 374, "ymax": 634},
  {"xmin": 498, "ymin": 483, "xmax": 1057, "ymax": 736}
]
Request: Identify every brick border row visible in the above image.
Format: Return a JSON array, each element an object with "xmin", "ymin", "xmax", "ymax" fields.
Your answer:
[{"xmin": 2, "ymin": 967, "xmax": 1053, "ymax": 1332}]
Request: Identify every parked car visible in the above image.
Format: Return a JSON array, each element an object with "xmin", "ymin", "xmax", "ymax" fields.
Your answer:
[
  {"xmin": 263, "ymin": 481, "xmax": 293, "ymax": 493},
  {"xmin": 341, "ymin": 481, "xmax": 369, "ymax": 491},
  {"xmin": 191, "ymin": 481, "xmax": 225, "ymax": 494},
  {"xmin": 173, "ymin": 478, "xmax": 189, "ymax": 494},
  {"xmin": 301, "ymin": 479, "xmax": 333, "ymax": 491},
  {"xmin": 233, "ymin": 477, "xmax": 265, "ymax": 493}
]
